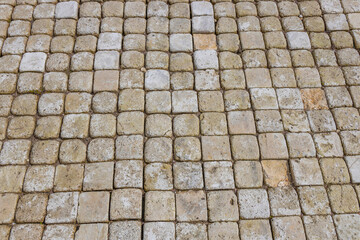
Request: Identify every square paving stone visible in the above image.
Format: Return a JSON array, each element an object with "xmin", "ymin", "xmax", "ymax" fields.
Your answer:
[
  {"xmin": 204, "ymin": 161, "xmax": 235, "ymax": 190},
  {"xmin": 145, "ymin": 191, "xmax": 175, "ymax": 221},
  {"xmin": 268, "ymin": 186, "xmax": 301, "ymax": 216},
  {"xmin": 303, "ymin": 216, "xmax": 337, "ymax": 240},
  {"xmin": 110, "ymin": 189, "xmax": 142, "ymax": 220},
  {"xmin": 77, "ymin": 192, "xmax": 110, "ymax": 223},
  {"xmin": 238, "ymin": 189, "xmax": 270, "ymax": 219},
  {"xmin": 173, "ymin": 162, "xmax": 204, "ymax": 190},
  {"xmin": 290, "ymin": 158, "xmax": 323, "ymax": 186},
  {"xmin": 271, "ymin": 217, "xmax": 306, "ymax": 240},
  {"xmin": 207, "ymin": 191, "xmax": 239, "ymax": 222},
  {"xmin": 176, "ymin": 190, "xmax": 207, "ymax": 222},
  {"xmin": 46, "ymin": 192, "xmax": 79, "ymax": 224}
]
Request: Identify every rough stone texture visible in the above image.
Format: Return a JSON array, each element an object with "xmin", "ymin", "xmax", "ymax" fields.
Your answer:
[{"xmin": 1, "ymin": 1, "xmax": 360, "ymax": 238}]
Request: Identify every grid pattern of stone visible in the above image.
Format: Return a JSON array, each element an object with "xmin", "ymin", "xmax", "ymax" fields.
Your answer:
[{"xmin": 0, "ymin": 0, "xmax": 360, "ymax": 239}]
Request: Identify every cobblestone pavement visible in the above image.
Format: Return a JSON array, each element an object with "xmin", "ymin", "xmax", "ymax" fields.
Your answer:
[{"xmin": 0, "ymin": 0, "xmax": 360, "ymax": 239}]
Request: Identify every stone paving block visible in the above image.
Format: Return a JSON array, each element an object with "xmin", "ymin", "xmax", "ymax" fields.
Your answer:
[
  {"xmin": 116, "ymin": 135, "xmax": 143, "ymax": 160},
  {"xmin": 93, "ymin": 92, "xmax": 117, "ymax": 113},
  {"xmin": 171, "ymin": 72, "xmax": 194, "ymax": 90},
  {"xmin": 328, "ymin": 185, "xmax": 359, "ymax": 213},
  {"xmin": 259, "ymin": 133, "xmax": 289, "ymax": 159},
  {"xmin": 42, "ymin": 225, "xmax": 76, "ymax": 240},
  {"xmin": 176, "ymin": 190, "xmax": 207, "ymax": 222},
  {"xmin": 290, "ymin": 158, "xmax": 323, "ymax": 186},
  {"xmin": 118, "ymin": 89, "xmax": 144, "ymax": 111},
  {"xmin": 207, "ymin": 191, "xmax": 239, "ymax": 222},
  {"xmin": 0, "ymin": 166, "xmax": 26, "ymax": 192},
  {"xmin": 174, "ymin": 137, "xmax": 201, "ymax": 161},
  {"xmin": 344, "ymin": 156, "xmax": 360, "ymax": 183},
  {"xmin": 231, "ymin": 135, "xmax": 259, "ymax": 160},
  {"xmin": 271, "ymin": 216, "xmax": 306, "ymax": 240},
  {"xmin": 54, "ymin": 164, "xmax": 83, "ymax": 192},
  {"xmin": 307, "ymin": 110, "xmax": 336, "ymax": 132},
  {"xmin": 83, "ymin": 162, "xmax": 114, "ymax": 191},
  {"xmin": 314, "ymin": 132, "xmax": 344, "ymax": 157},
  {"xmin": 208, "ymin": 222, "xmax": 240, "ymax": 240},
  {"xmin": 172, "ymin": 91, "xmax": 198, "ymax": 113},
  {"xmin": 176, "ymin": 223, "xmax": 207, "ymax": 240},
  {"xmin": 114, "ymin": 160, "xmax": 143, "ymax": 188},
  {"xmin": 30, "ymin": 140, "xmax": 59, "ymax": 164},
  {"xmin": 61, "ymin": 114, "xmax": 90, "ymax": 139},
  {"xmin": 193, "ymin": 34, "xmax": 217, "ymax": 50},
  {"xmin": 77, "ymin": 192, "xmax": 109, "ymax": 223},
  {"xmin": 93, "ymin": 70, "xmax": 119, "ymax": 92},
  {"xmin": 340, "ymin": 131, "xmax": 360, "ymax": 155},
  {"xmin": 55, "ymin": 1, "xmax": 78, "ymax": 19},
  {"xmin": 0, "ymin": 140, "xmax": 31, "ymax": 165},
  {"xmin": 45, "ymin": 192, "xmax": 79, "ymax": 224},
  {"xmin": 87, "ymin": 138, "xmax": 114, "ymax": 162},
  {"xmin": 7, "ymin": 116, "xmax": 35, "ymax": 138},
  {"xmin": 170, "ymin": 34, "xmax": 193, "ymax": 52},
  {"xmin": 200, "ymin": 113, "xmax": 227, "ymax": 135},
  {"xmin": 303, "ymin": 216, "xmax": 337, "ymax": 240},
  {"xmin": 109, "ymin": 221, "xmax": 141, "ymax": 240},
  {"xmin": 219, "ymin": 52, "xmax": 243, "ymax": 69},
  {"xmin": 220, "ymin": 70, "xmax": 246, "ymax": 90},
  {"xmin": 145, "ymin": 114, "xmax": 172, "ymax": 137},
  {"xmin": 298, "ymin": 186, "xmax": 331, "ymax": 215},
  {"xmin": 23, "ymin": 165, "xmax": 55, "ymax": 192},
  {"xmin": 320, "ymin": 158, "xmax": 350, "ymax": 184},
  {"xmin": 238, "ymin": 189, "xmax": 270, "ymax": 219},
  {"xmin": 145, "ymin": 191, "xmax": 175, "ymax": 221},
  {"xmin": 333, "ymin": 214, "xmax": 360, "ymax": 240},
  {"xmin": 239, "ymin": 220, "xmax": 272, "ymax": 240},
  {"xmin": 11, "ymin": 94, "xmax": 37, "ymax": 116},
  {"xmin": 145, "ymin": 137, "xmax": 172, "ymax": 163},
  {"xmin": 262, "ymin": 160, "xmax": 290, "ymax": 188},
  {"xmin": 192, "ymin": 16, "xmax": 215, "ymax": 33},
  {"xmin": 146, "ymin": 91, "xmax": 171, "ymax": 114},
  {"xmin": 255, "ymin": 110, "xmax": 283, "ymax": 133},
  {"xmin": 325, "ymin": 87, "xmax": 353, "ymax": 108},
  {"xmin": 9, "ymin": 224, "xmax": 44, "ymax": 240},
  {"xmin": 94, "ymin": 51, "xmax": 120, "ymax": 70},
  {"xmin": 234, "ymin": 161, "xmax": 263, "ymax": 188},
  {"xmin": 20, "ymin": 52, "xmax": 47, "ymax": 72},
  {"xmin": 143, "ymin": 222, "xmax": 175, "ymax": 240},
  {"xmin": 0, "ymin": 193, "xmax": 18, "ymax": 224},
  {"xmin": 268, "ymin": 186, "xmax": 301, "ymax": 216},
  {"xmin": 240, "ymin": 32, "xmax": 265, "ymax": 49},
  {"xmin": 173, "ymin": 114, "xmax": 199, "ymax": 137},
  {"xmin": 144, "ymin": 163, "xmax": 173, "ymax": 190},
  {"xmin": 110, "ymin": 189, "xmax": 142, "ymax": 220},
  {"xmin": 90, "ymin": 114, "xmax": 116, "ymax": 137},
  {"xmin": 201, "ymin": 136, "xmax": 231, "ymax": 161},
  {"xmin": 59, "ymin": 140, "xmax": 86, "ymax": 164},
  {"xmin": 245, "ymin": 68, "xmax": 271, "ymax": 87},
  {"xmin": 0, "ymin": 95, "xmax": 13, "ymax": 116},
  {"xmin": 194, "ymin": 50, "xmax": 219, "ymax": 70},
  {"xmin": 75, "ymin": 224, "xmax": 108, "ymax": 240},
  {"xmin": 145, "ymin": 70, "xmax": 170, "ymax": 90},
  {"xmin": 286, "ymin": 133, "xmax": 316, "ymax": 158},
  {"xmin": 250, "ymin": 88, "xmax": 278, "ymax": 110},
  {"xmin": 199, "ymin": 91, "xmax": 224, "ymax": 112},
  {"xmin": 65, "ymin": 93, "xmax": 92, "ymax": 114},
  {"xmin": 228, "ymin": 111, "xmax": 255, "ymax": 134},
  {"xmin": 173, "ymin": 162, "xmax": 202, "ymax": 190},
  {"xmin": 204, "ymin": 161, "xmax": 234, "ymax": 190},
  {"xmin": 296, "ymin": 68, "xmax": 322, "ymax": 88}
]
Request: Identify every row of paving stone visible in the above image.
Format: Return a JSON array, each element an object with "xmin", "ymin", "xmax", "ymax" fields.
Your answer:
[{"xmin": 1, "ymin": 0, "xmax": 360, "ymax": 239}]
